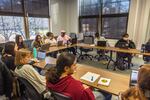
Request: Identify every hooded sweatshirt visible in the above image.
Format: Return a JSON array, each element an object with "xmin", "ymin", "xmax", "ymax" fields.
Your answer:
[{"xmin": 47, "ymin": 75, "xmax": 95, "ymax": 100}]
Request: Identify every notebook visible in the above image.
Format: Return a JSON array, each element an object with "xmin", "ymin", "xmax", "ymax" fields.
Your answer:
[
  {"xmin": 80, "ymin": 72, "xmax": 100, "ymax": 83},
  {"xmin": 98, "ymin": 77, "xmax": 111, "ymax": 86}
]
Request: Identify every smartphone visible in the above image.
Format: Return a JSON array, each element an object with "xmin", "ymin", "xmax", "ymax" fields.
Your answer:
[{"xmin": 130, "ymin": 70, "xmax": 138, "ymax": 86}]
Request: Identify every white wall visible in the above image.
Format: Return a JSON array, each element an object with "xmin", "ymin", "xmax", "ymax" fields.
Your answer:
[
  {"xmin": 50, "ymin": 0, "xmax": 78, "ymax": 35},
  {"xmin": 127, "ymin": 0, "xmax": 150, "ymax": 49}
]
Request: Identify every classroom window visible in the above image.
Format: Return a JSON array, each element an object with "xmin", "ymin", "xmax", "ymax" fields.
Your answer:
[
  {"xmin": 0, "ymin": 0, "xmax": 50, "ymax": 41},
  {"xmin": 0, "ymin": 16, "xmax": 25, "ymax": 42},
  {"xmin": 79, "ymin": 0, "xmax": 130, "ymax": 39},
  {"xmin": 28, "ymin": 17, "xmax": 49, "ymax": 39},
  {"xmin": 102, "ymin": 0, "xmax": 130, "ymax": 39},
  {"xmin": 79, "ymin": 0, "xmax": 100, "ymax": 35}
]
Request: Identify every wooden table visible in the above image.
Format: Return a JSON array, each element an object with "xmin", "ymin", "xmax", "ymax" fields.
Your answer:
[
  {"xmin": 33, "ymin": 57, "xmax": 56, "ymax": 69},
  {"xmin": 73, "ymin": 64, "xmax": 130, "ymax": 96},
  {"xmin": 46, "ymin": 44, "xmax": 77, "ymax": 54},
  {"xmin": 34, "ymin": 58, "xmax": 129, "ymax": 95}
]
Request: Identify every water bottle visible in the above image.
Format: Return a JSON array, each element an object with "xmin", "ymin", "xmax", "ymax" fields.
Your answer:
[{"xmin": 33, "ymin": 47, "xmax": 37, "ymax": 58}]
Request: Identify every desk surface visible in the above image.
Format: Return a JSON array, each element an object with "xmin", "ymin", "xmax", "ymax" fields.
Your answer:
[
  {"xmin": 46, "ymin": 44, "xmax": 76, "ymax": 53},
  {"xmin": 42, "ymin": 43, "xmax": 150, "ymax": 56},
  {"xmin": 34, "ymin": 58, "xmax": 129, "ymax": 95},
  {"xmin": 73, "ymin": 64, "xmax": 130, "ymax": 96}
]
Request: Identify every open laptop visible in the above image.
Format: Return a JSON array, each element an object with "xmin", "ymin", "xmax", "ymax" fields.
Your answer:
[
  {"xmin": 37, "ymin": 51, "xmax": 46, "ymax": 60},
  {"xmin": 130, "ymin": 70, "xmax": 138, "ymax": 86},
  {"xmin": 57, "ymin": 41, "xmax": 63, "ymax": 46},
  {"xmin": 97, "ymin": 41, "xmax": 107, "ymax": 47},
  {"xmin": 118, "ymin": 42, "xmax": 129, "ymax": 49},
  {"xmin": 40, "ymin": 43, "xmax": 51, "ymax": 51}
]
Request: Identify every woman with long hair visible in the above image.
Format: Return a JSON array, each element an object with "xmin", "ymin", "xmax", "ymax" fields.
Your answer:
[
  {"xmin": 46, "ymin": 52, "xmax": 95, "ymax": 100},
  {"xmin": 15, "ymin": 35, "xmax": 26, "ymax": 51}
]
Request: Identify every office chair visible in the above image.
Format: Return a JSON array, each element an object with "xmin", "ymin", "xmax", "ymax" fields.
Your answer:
[
  {"xmin": 17, "ymin": 77, "xmax": 43, "ymax": 100},
  {"xmin": 143, "ymin": 44, "xmax": 150, "ymax": 62},
  {"xmin": 78, "ymin": 36, "xmax": 94, "ymax": 60},
  {"xmin": 51, "ymin": 91, "xmax": 71, "ymax": 100},
  {"xmin": 94, "ymin": 41, "xmax": 109, "ymax": 61}
]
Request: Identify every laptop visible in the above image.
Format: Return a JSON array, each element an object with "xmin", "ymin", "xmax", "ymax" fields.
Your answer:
[
  {"xmin": 37, "ymin": 51, "xmax": 46, "ymax": 60},
  {"xmin": 71, "ymin": 38, "xmax": 77, "ymax": 45},
  {"xmin": 40, "ymin": 43, "xmax": 51, "ymax": 51},
  {"xmin": 130, "ymin": 70, "xmax": 138, "ymax": 86},
  {"xmin": 57, "ymin": 41, "xmax": 63, "ymax": 46},
  {"xmin": 97, "ymin": 41, "xmax": 107, "ymax": 47},
  {"xmin": 118, "ymin": 42, "xmax": 129, "ymax": 49}
]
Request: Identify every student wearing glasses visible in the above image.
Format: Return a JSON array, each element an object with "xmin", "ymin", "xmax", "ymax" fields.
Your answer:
[{"xmin": 32, "ymin": 35, "xmax": 43, "ymax": 49}]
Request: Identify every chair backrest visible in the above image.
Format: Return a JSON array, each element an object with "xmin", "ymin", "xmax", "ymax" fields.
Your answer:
[
  {"xmin": 17, "ymin": 77, "xmax": 43, "ymax": 100},
  {"xmin": 145, "ymin": 44, "xmax": 150, "ymax": 52},
  {"xmin": 83, "ymin": 36, "xmax": 94, "ymax": 44},
  {"xmin": 52, "ymin": 91, "xmax": 71, "ymax": 100},
  {"xmin": 70, "ymin": 33, "xmax": 77, "ymax": 39}
]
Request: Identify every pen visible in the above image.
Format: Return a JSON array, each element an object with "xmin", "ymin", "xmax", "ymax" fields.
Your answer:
[{"xmin": 91, "ymin": 76, "xmax": 93, "ymax": 81}]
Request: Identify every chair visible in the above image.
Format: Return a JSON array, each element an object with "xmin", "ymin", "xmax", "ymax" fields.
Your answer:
[
  {"xmin": 78, "ymin": 36, "xmax": 94, "ymax": 60},
  {"xmin": 94, "ymin": 41, "xmax": 109, "ymax": 61},
  {"xmin": 51, "ymin": 91, "xmax": 71, "ymax": 100},
  {"xmin": 17, "ymin": 77, "xmax": 43, "ymax": 100},
  {"xmin": 143, "ymin": 44, "xmax": 150, "ymax": 62}
]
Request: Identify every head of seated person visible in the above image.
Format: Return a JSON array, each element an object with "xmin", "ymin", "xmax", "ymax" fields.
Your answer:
[
  {"xmin": 15, "ymin": 35, "xmax": 26, "ymax": 50},
  {"xmin": 46, "ymin": 52, "xmax": 77, "ymax": 84},
  {"xmin": 122, "ymin": 33, "xmax": 130, "ymax": 41},
  {"xmin": 61, "ymin": 30, "xmax": 66, "ymax": 37},
  {"xmin": 121, "ymin": 65, "xmax": 150, "ymax": 100},
  {"xmin": 1, "ymin": 41, "xmax": 16, "ymax": 70},
  {"xmin": 32, "ymin": 35, "xmax": 43, "ymax": 48},
  {"xmin": 46, "ymin": 52, "xmax": 95, "ymax": 100},
  {"xmin": 45, "ymin": 32, "xmax": 57, "ymax": 45},
  {"xmin": 3, "ymin": 41, "xmax": 15, "ymax": 56},
  {"xmin": 15, "ymin": 49, "xmax": 32, "ymax": 66}
]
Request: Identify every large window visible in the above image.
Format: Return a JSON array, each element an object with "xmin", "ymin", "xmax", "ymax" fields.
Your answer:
[
  {"xmin": 79, "ymin": 0, "xmax": 130, "ymax": 39},
  {"xmin": 102, "ymin": 0, "xmax": 130, "ymax": 39},
  {"xmin": 0, "ymin": 16, "xmax": 25, "ymax": 41},
  {"xmin": 0, "ymin": 0, "xmax": 50, "ymax": 42},
  {"xmin": 79, "ymin": 0, "xmax": 100, "ymax": 34},
  {"xmin": 28, "ymin": 17, "xmax": 49, "ymax": 39}
]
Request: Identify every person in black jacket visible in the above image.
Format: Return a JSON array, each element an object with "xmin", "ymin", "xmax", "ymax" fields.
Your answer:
[
  {"xmin": 115, "ymin": 34, "xmax": 136, "ymax": 69},
  {"xmin": 1, "ymin": 41, "xmax": 16, "ymax": 71},
  {"xmin": 0, "ymin": 60, "xmax": 13, "ymax": 99}
]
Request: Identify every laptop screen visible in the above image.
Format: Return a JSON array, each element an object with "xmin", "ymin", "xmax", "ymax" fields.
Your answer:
[
  {"xmin": 130, "ymin": 70, "xmax": 138, "ymax": 86},
  {"xmin": 37, "ymin": 51, "xmax": 46, "ymax": 60}
]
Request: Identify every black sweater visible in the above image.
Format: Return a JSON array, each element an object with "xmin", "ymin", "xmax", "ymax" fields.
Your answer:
[{"xmin": 0, "ymin": 60, "xmax": 13, "ymax": 98}]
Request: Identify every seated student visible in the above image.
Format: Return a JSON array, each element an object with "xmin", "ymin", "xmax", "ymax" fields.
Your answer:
[
  {"xmin": 46, "ymin": 52, "xmax": 112, "ymax": 100},
  {"xmin": 15, "ymin": 35, "xmax": 26, "ymax": 51},
  {"xmin": 46, "ymin": 52, "xmax": 95, "ymax": 100},
  {"xmin": 0, "ymin": 60, "xmax": 13, "ymax": 99},
  {"xmin": 57, "ymin": 30, "xmax": 76, "ymax": 55},
  {"xmin": 32, "ymin": 35, "xmax": 43, "ymax": 49},
  {"xmin": 1, "ymin": 41, "xmax": 16, "ymax": 71},
  {"xmin": 115, "ymin": 33, "xmax": 136, "ymax": 69},
  {"xmin": 94, "ymin": 32, "xmax": 106, "ymax": 45},
  {"xmin": 15, "ymin": 50, "xmax": 46, "ymax": 94},
  {"xmin": 45, "ymin": 32, "xmax": 57, "ymax": 45},
  {"xmin": 146, "ymin": 38, "xmax": 150, "ymax": 45},
  {"xmin": 121, "ymin": 65, "xmax": 150, "ymax": 100}
]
